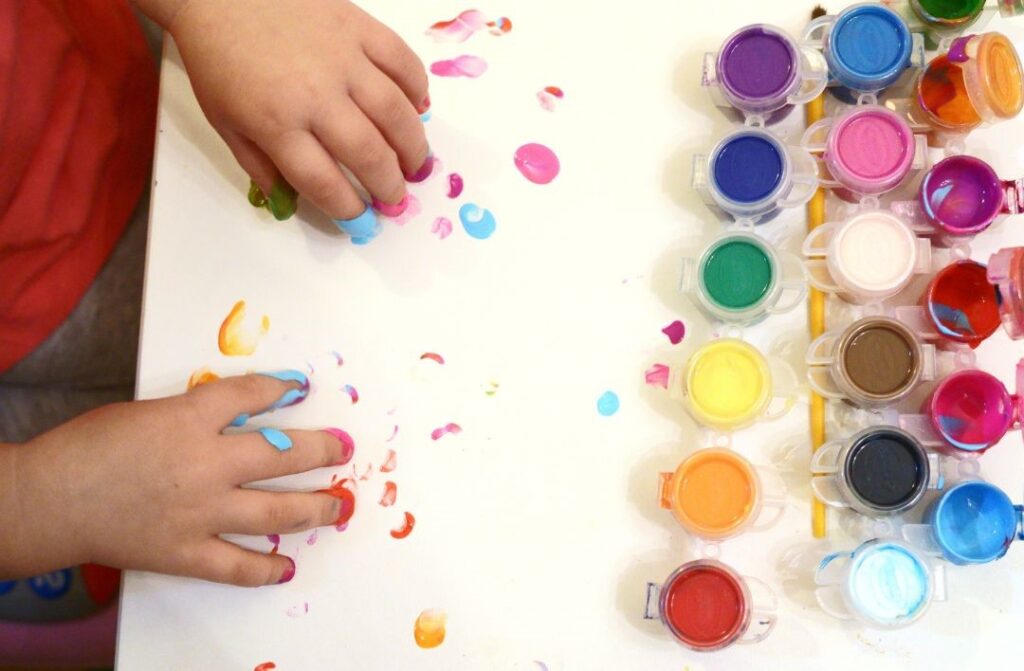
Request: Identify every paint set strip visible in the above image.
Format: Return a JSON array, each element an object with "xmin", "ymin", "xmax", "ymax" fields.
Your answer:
[{"xmin": 646, "ymin": 1, "xmax": 1024, "ymax": 650}]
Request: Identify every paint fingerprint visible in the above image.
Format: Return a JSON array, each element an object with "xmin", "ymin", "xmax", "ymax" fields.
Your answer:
[
  {"xmin": 386, "ymin": 425, "xmax": 400, "ymax": 443},
  {"xmin": 286, "ymin": 602, "xmax": 309, "ymax": 618},
  {"xmin": 513, "ymin": 143, "xmax": 560, "ymax": 185},
  {"xmin": 319, "ymin": 479, "xmax": 356, "ymax": 530},
  {"xmin": 431, "ymin": 217, "xmax": 453, "ymax": 240},
  {"xmin": 459, "ymin": 203, "xmax": 497, "ymax": 239},
  {"xmin": 392, "ymin": 511, "xmax": 416, "ymax": 539},
  {"xmin": 430, "ymin": 55, "xmax": 488, "ymax": 78},
  {"xmin": 489, "ymin": 17, "xmax": 512, "ymax": 34},
  {"xmin": 218, "ymin": 300, "xmax": 269, "ymax": 356},
  {"xmin": 426, "ymin": 10, "xmax": 510, "ymax": 42},
  {"xmin": 376, "ymin": 193, "xmax": 421, "ymax": 226},
  {"xmin": 324, "ymin": 428, "xmax": 355, "ymax": 466},
  {"xmin": 331, "ymin": 350, "xmax": 344, "ymax": 366},
  {"xmin": 306, "ymin": 360, "xmax": 315, "ymax": 376},
  {"xmin": 537, "ymin": 86, "xmax": 564, "ymax": 111},
  {"xmin": 414, "ymin": 609, "xmax": 447, "ymax": 648},
  {"xmin": 342, "ymin": 384, "xmax": 360, "ymax": 404},
  {"xmin": 431, "ymin": 423, "xmax": 463, "ymax": 440},
  {"xmin": 379, "ymin": 481, "xmax": 397, "ymax": 507},
  {"xmin": 484, "ymin": 379, "xmax": 500, "ymax": 396},
  {"xmin": 267, "ymin": 535, "xmax": 281, "ymax": 555},
  {"xmin": 254, "ymin": 663, "xmax": 276, "ymax": 671},
  {"xmin": 357, "ymin": 463, "xmax": 373, "ymax": 481},
  {"xmin": 597, "ymin": 391, "xmax": 620, "ymax": 416},
  {"xmin": 534, "ymin": 663, "xmax": 549, "ymax": 671},
  {"xmin": 644, "ymin": 363, "xmax": 670, "ymax": 389},
  {"xmin": 186, "ymin": 367, "xmax": 220, "ymax": 390},
  {"xmin": 306, "ymin": 529, "xmax": 319, "ymax": 546},
  {"xmin": 662, "ymin": 320, "xmax": 686, "ymax": 344},
  {"xmin": 447, "ymin": 173, "xmax": 464, "ymax": 198},
  {"xmin": 381, "ymin": 449, "xmax": 397, "ymax": 472},
  {"xmin": 420, "ymin": 352, "xmax": 446, "ymax": 365}
]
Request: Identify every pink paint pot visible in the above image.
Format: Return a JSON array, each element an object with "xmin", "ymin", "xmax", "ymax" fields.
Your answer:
[
  {"xmin": 801, "ymin": 105, "xmax": 921, "ymax": 200},
  {"xmin": 917, "ymin": 155, "xmax": 1023, "ymax": 237}
]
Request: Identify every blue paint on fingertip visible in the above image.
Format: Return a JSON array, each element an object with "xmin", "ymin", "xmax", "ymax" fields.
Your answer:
[
  {"xmin": 258, "ymin": 427, "xmax": 293, "ymax": 452},
  {"xmin": 257, "ymin": 369, "xmax": 310, "ymax": 409},
  {"xmin": 335, "ymin": 207, "xmax": 381, "ymax": 245},
  {"xmin": 230, "ymin": 413, "xmax": 250, "ymax": 427}
]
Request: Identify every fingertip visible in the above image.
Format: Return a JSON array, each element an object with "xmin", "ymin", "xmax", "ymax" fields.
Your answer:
[
  {"xmin": 274, "ymin": 555, "xmax": 296, "ymax": 585},
  {"xmin": 323, "ymin": 428, "xmax": 355, "ymax": 465},
  {"xmin": 372, "ymin": 193, "xmax": 410, "ymax": 217},
  {"xmin": 334, "ymin": 206, "xmax": 381, "ymax": 245}
]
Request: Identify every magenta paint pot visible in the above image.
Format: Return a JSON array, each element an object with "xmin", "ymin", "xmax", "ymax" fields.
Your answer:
[
  {"xmin": 919, "ymin": 155, "xmax": 1024, "ymax": 237},
  {"xmin": 923, "ymin": 368, "xmax": 1021, "ymax": 454}
]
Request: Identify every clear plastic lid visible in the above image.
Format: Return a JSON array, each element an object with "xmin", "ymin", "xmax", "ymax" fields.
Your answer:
[
  {"xmin": 987, "ymin": 247, "xmax": 1024, "ymax": 339},
  {"xmin": 949, "ymin": 32, "xmax": 1024, "ymax": 122}
]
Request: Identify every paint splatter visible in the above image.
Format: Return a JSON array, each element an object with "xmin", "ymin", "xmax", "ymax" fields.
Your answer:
[
  {"xmin": 386, "ymin": 425, "xmax": 400, "ymax": 443},
  {"xmin": 286, "ymin": 602, "xmax": 309, "ymax": 618},
  {"xmin": 342, "ymin": 384, "xmax": 360, "ymax": 404},
  {"xmin": 597, "ymin": 391, "xmax": 620, "ymax": 416},
  {"xmin": 483, "ymin": 379, "xmax": 500, "ymax": 396},
  {"xmin": 431, "ymin": 217, "xmax": 453, "ymax": 240},
  {"xmin": 331, "ymin": 350, "xmax": 344, "ymax": 366},
  {"xmin": 267, "ymin": 535, "xmax": 281, "ymax": 555},
  {"xmin": 426, "ymin": 10, "xmax": 510, "ymax": 42},
  {"xmin": 537, "ymin": 86, "xmax": 564, "ymax": 111},
  {"xmin": 306, "ymin": 360, "xmax": 315, "ymax": 376},
  {"xmin": 306, "ymin": 529, "xmax": 319, "ymax": 546},
  {"xmin": 534, "ymin": 663, "xmax": 549, "ymax": 671},
  {"xmin": 513, "ymin": 143, "xmax": 560, "ymax": 185},
  {"xmin": 447, "ymin": 173, "xmax": 464, "ymax": 198},
  {"xmin": 431, "ymin": 423, "xmax": 463, "ymax": 440},
  {"xmin": 218, "ymin": 300, "xmax": 269, "ymax": 356},
  {"xmin": 414, "ymin": 609, "xmax": 447, "ymax": 648},
  {"xmin": 662, "ymin": 320, "xmax": 686, "ymax": 344},
  {"xmin": 324, "ymin": 428, "xmax": 355, "ymax": 465},
  {"xmin": 186, "ymin": 367, "xmax": 220, "ymax": 390},
  {"xmin": 379, "ymin": 481, "xmax": 398, "ymax": 507},
  {"xmin": 254, "ymin": 663, "xmax": 276, "ymax": 671},
  {"xmin": 357, "ymin": 462, "xmax": 373, "ymax": 481},
  {"xmin": 459, "ymin": 203, "xmax": 497, "ymax": 239},
  {"xmin": 644, "ymin": 363, "xmax": 670, "ymax": 389},
  {"xmin": 420, "ymin": 352, "xmax": 446, "ymax": 365},
  {"xmin": 420, "ymin": 110, "xmax": 432, "ymax": 123},
  {"xmin": 430, "ymin": 55, "xmax": 488, "ymax": 78},
  {"xmin": 489, "ymin": 17, "xmax": 512, "ymax": 34},
  {"xmin": 392, "ymin": 511, "xmax": 416, "ymax": 539},
  {"xmin": 319, "ymin": 479, "xmax": 356, "ymax": 530},
  {"xmin": 381, "ymin": 449, "xmax": 397, "ymax": 472}
]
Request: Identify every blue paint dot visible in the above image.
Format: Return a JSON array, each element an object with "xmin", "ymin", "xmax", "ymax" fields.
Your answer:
[
  {"xmin": 420, "ymin": 110, "xmax": 433, "ymax": 123},
  {"xmin": 597, "ymin": 391, "xmax": 620, "ymax": 416},
  {"xmin": 258, "ymin": 427, "xmax": 293, "ymax": 452},
  {"xmin": 459, "ymin": 203, "xmax": 497, "ymax": 239}
]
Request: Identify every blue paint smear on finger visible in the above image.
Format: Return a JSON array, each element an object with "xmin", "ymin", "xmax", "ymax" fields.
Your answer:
[{"xmin": 258, "ymin": 427, "xmax": 293, "ymax": 451}]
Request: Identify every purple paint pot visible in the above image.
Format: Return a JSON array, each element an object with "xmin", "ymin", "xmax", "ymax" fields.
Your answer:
[
  {"xmin": 919, "ymin": 155, "xmax": 1024, "ymax": 237},
  {"xmin": 703, "ymin": 24, "xmax": 827, "ymax": 125}
]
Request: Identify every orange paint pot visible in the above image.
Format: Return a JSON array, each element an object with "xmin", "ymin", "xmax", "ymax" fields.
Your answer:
[{"xmin": 659, "ymin": 448, "xmax": 786, "ymax": 541}]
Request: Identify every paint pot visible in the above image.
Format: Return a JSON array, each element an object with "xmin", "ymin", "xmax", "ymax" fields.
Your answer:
[
  {"xmin": 803, "ymin": 4, "xmax": 919, "ymax": 94},
  {"xmin": 810, "ymin": 426, "xmax": 940, "ymax": 516},
  {"xmin": 903, "ymin": 480, "xmax": 1024, "ymax": 565},
  {"xmin": 680, "ymin": 232, "xmax": 805, "ymax": 325},
  {"xmin": 914, "ymin": 33, "xmax": 1024, "ymax": 134},
  {"xmin": 703, "ymin": 24, "xmax": 827, "ymax": 126},
  {"xmin": 670, "ymin": 338, "xmax": 799, "ymax": 432},
  {"xmin": 802, "ymin": 209, "xmax": 942, "ymax": 304},
  {"xmin": 644, "ymin": 560, "xmax": 776, "ymax": 651},
  {"xmin": 987, "ymin": 246, "xmax": 1024, "ymax": 339},
  {"xmin": 801, "ymin": 106, "xmax": 924, "ymax": 200},
  {"xmin": 815, "ymin": 539, "xmax": 943, "ymax": 628},
  {"xmin": 909, "ymin": 0, "xmax": 987, "ymax": 36},
  {"xmin": 693, "ymin": 127, "xmax": 818, "ymax": 225},
  {"xmin": 659, "ymin": 448, "xmax": 786, "ymax": 541},
  {"xmin": 806, "ymin": 317, "xmax": 967, "ymax": 408}
]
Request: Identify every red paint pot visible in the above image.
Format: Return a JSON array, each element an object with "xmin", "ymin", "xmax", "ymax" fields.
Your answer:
[{"xmin": 924, "ymin": 260, "xmax": 1001, "ymax": 348}]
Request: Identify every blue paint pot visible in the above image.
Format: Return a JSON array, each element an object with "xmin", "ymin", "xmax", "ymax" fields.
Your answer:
[{"xmin": 918, "ymin": 481, "xmax": 1023, "ymax": 565}]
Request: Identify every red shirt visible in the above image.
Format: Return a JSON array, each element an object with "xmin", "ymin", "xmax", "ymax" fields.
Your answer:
[{"xmin": 0, "ymin": 0, "xmax": 157, "ymax": 372}]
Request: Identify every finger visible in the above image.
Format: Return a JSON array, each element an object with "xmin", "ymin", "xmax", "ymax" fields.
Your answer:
[
  {"xmin": 361, "ymin": 25, "xmax": 430, "ymax": 113},
  {"xmin": 218, "ymin": 490, "xmax": 342, "ymax": 537},
  {"xmin": 266, "ymin": 130, "xmax": 367, "ymax": 220},
  {"xmin": 227, "ymin": 429, "xmax": 352, "ymax": 484},
  {"xmin": 222, "ymin": 128, "xmax": 279, "ymax": 195},
  {"xmin": 349, "ymin": 67, "xmax": 430, "ymax": 177},
  {"xmin": 189, "ymin": 538, "xmax": 296, "ymax": 587},
  {"xmin": 311, "ymin": 101, "xmax": 406, "ymax": 206},
  {"xmin": 186, "ymin": 370, "xmax": 309, "ymax": 429}
]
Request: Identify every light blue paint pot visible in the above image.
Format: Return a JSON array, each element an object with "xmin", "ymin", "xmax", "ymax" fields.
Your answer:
[{"xmin": 917, "ymin": 481, "xmax": 1023, "ymax": 565}]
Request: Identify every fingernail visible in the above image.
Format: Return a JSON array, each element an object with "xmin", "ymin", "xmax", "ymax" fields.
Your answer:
[
  {"xmin": 248, "ymin": 180, "xmax": 269, "ymax": 208},
  {"xmin": 267, "ymin": 180, "xmax": 298, "ymax": 221},
  {"xmin": 334, "ymin": 206, "xmax": 381, "ymax": 245},
  {"xmin": 319, "ymin": 482, "xmax": 356, "ymax": 526},
  {"xmin": 258, "ymin": 370, "xmax": 310, "ymax": 410},
  {"xmin": 371, "ymin": 194, "xmax": 409, "ymax": 218},
  {"xmin": 416, "ymin": 94, "xmax": 431, "ymax": 115},
  {"xmin": 323, "ymin": 428, "xmax": 355, "ymax": 465},
  {"xmin": 275, "ymin": 556, "xmax": 296, "ymax": 584},
  {"xmin": 404, "ymin": 154, "xmax": 435, "ymax": 183},
  {"xmin": 258, "ymin": 427, "xmax": 293, "ymax": 452}
]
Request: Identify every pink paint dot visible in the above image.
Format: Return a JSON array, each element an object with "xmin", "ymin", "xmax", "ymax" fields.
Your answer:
[
  {"xmin": 513, "ymin": 143, "xmax": 560, "ymax": 185},
  {"xmin": 447, "ymin": 173, "xmax": 464, "ymax": 198},
  {"xmin": 661, "ymin": 320, "xmax": 686, "ymax": 345},
  {"xmin": 431, "ymin": 216, "xmax": 453, "ymax": 240},
  {"xmin": 430, "ymin": 55, "xmax": 488, "ymax": 78},
  {"xmin": 644, "ymin": 363, "xmax": 670, "ymax": 389}
]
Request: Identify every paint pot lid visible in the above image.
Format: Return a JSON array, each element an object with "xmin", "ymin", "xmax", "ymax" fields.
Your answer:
[
  {"xmin": 828, "ymin": 4, "xmax": 913, "ymax": 90},
  {"xmin": 717, "ymin": 24, "xmax": 800, "ymax": 111},
  {"xmin": 949, "ymin": 33, "xmax": 1024, "ymax": 120},
  {"xmin": 987, "ymin": 247, "xmax": 1024, "ymax": 339},
  {"xmin": 659, "ymin": 559, "xmax": 751, "ymax": 650},
  {"xmin": 827, "ymin": 106, "xmax": 915, "ymax": 194}
]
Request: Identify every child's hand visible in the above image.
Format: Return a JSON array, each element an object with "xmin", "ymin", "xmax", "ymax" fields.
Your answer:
[
  {"xmin": 2, "ymin": 373, "xmax": 349, "ymax": 586},
  {"xmin": 168, "ymin": 0, "xmax": 430, "ymax": 220}
]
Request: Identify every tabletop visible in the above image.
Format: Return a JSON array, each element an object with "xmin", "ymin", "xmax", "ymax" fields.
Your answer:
[{"xmin": 117, "ymin": 1, "xmax": 1024, "ymax": 669}]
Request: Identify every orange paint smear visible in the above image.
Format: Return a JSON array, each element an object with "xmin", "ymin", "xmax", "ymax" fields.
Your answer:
[
  {"xmin": 254, "ymin": 663, "xmax": 277, "ymax": 671},
  {"xmin": 414, "ymin": 609, "xmax": 447, "ymax": 649},
  {"xmin": 187, "ymin": 367, "xmax": 220, "ymax": 390},
  {"xmin": 218, "ymin": 300, "xmax": 269, "ymax": 356},
  {"xmin": 379, "ymin": 481, "xmax": 397, "ymax": 507},
  {"xmin": 319, "ymin": 478, "xmax": 356, "ymax": 528},
  {"xmin": 391, "ymin": 511, "xmax": 416, "ymax": 539},
  {"xmin": 380, "ymin": 449, "xmax": 397, "ymax": 472}
]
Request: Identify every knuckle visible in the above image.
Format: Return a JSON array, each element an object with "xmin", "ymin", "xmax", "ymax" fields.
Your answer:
[
  {"xmin": 302, "ymin": 171, "xmax": 344, "ymax": 207},
  {"xmin": 350, "ymin": 136, "xmax": 394, "ymax": 172}
]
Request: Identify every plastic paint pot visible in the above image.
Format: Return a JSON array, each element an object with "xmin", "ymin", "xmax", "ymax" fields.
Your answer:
[
  {"xmin": 903, "ymin": 481, "xmax": 1024, "ymax": 565},
  {"xmin": 703, "ymin": 24, "xmax": 827, "ymax": 125},
  {"xmin": 913, "ymin": 155, "xmax": 1023, "ymax": 237},
  {"xmin": 913, "ymin": 366, "xmax": 1022, "ymax": 454},
  {"xmin": 815, "ymin": 539, "xmax": 943, "ymax": 628},
  {"xmin": 644, "ymin": 560, "xmax": 776, "ymax": 651},
  {"xmin": 680, "ymin": 232, "xmax": 806, "ymax": 325},
  {"xmin": 909, "ymin": 0, "xmax": 987, "ymax": 34},
  {"xmin": 659, "ymin": 448, "xmax": 786, "ymax": 541},
  {"xmin": 693, "ymin": 127, "xmax": 818, "ymax": 225},
  {"xmin": 987, "ymin": 246, "xmax": 1024, "ymax": 339},
  {"xmin": 810, "ymin": 426, "xmax": 940, "ymax": 516},
  {"xmin": 803, "ymin": 3, "xmax": 917, "ymax": 93}
]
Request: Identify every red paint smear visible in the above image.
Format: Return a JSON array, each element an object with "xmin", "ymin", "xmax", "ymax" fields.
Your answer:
[
  {"xmin": 447, "ymin": 173, "xmax": 464, "ymax": 198},
  {"xmin": 391, "ymin": 511, "xmax": 416, "ymax": 539},
  {"xmin": 254, "ymin": 663, "xmax": 277, "ymax": 671},
  {"xmin": 662, "ymin": 320, "xmax": 686, "ymax": 345},
  {"xmin": 267, "ymin": 534, "xmax": 280, "ymax": 555},
  {"xmin": 331, "ymin": 350, "xmax": 344, "ymax": 366},
  {"xmin": 342, "ymin": 384, "xmax": 360, "ymax": 404},
  {"xmin": 420, "ymin": 352, "xmax": 446, "ymax": 364},
  {"xmin": 319, "ymin": 479, "xmax": 356, "ymax": 529},
  {"xmin": 379, "ymin": 481, "xmax": 397, "ymax": 507},
  {"xmin": 544, "ymin": 86, "xmax": 564, "ymax": 97},
  {"xmin": 644, "ymin": 363, "xmax": 670, "ymax": 389},
  {"xmin": 380, "ymin": 449, "xmax": 397, "ymax": 472},
  {"xmin": 431, "ymin": 423, "xmax": 462, "ymax": 440}
]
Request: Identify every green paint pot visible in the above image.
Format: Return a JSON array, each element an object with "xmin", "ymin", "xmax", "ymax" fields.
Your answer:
[
  {"xmin": 910, "ymin": 0, "xmax": 986, "ymax": 31},
  {"xmin": 682, "ymin": 232, "xmax": 806, "ymax": 325}
]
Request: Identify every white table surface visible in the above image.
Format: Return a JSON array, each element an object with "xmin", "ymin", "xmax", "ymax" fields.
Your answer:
[{"xmin": 117, "ymin": 1, "xmax": 1024, "ymax": 669}]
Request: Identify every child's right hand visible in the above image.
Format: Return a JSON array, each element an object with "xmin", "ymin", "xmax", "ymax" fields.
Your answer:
[{"xmin": 0, "ymin": 372, "xmax": 348, "ymax": 586}]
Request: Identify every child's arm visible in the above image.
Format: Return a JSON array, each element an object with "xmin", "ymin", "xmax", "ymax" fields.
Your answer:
[
  {"xmin": 132, "ymin": 0, "xmax": 430, "ymax": 220},
  {"xmin": 0, "ymin": 374, "xmax": 346, "ymax": 586}
]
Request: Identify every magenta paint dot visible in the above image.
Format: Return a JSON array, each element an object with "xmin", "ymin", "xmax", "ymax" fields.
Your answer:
[
  {"xmin": 662, "ymin": 320, "xmax": 686, "ymax": 344},
  {"xmin": 447, "ymin": 173, "xmax": 464, "ymax": 198},
  {"xmin": 430, "ymin": 55, "xmax": 488, "ymax": 78},
  {"xmin": 513, "ymin": 143, "xmax": 560, "ymax": 185},
  {"xmin": 927, "ymin": 369, "xmax": 1014, "ymax": 452}
]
